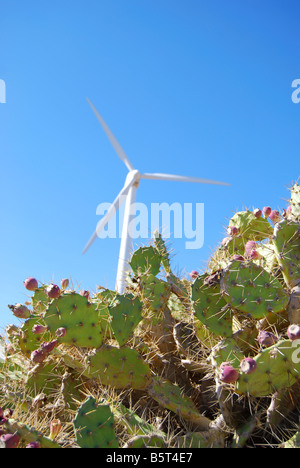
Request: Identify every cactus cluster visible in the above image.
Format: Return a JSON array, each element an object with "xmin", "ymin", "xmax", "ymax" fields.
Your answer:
[{"xmin": 0, "ymin": 181, "xmax": 299, "ymax": 448}]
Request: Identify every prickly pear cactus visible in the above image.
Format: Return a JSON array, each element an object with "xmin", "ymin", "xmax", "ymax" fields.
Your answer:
[{"xmin": 1, "ymin": 179, "xmax": 300, "ymax": 448}]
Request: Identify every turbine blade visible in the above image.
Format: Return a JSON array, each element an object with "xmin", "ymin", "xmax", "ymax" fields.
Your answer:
[
  {"xmin": 141, "ymin": 172, "xmax": 230, "ymax": 186},
  {"xmin": 87, "ymin": 97, "xmax": 135, "ymax": 172},
  {"xmin": 82, "ymin": 178, "xmax": 134, "ymax": 254}
]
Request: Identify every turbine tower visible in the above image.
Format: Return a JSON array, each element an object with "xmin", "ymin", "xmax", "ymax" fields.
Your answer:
[{"xmin": 83, "ymin": 98, "xmax": 230, "ymax": 293}]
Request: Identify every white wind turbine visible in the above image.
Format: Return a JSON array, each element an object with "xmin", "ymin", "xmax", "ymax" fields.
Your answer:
[{"xmin": 83, "ymin": 98, "xmax": 230, "ymax": 293}]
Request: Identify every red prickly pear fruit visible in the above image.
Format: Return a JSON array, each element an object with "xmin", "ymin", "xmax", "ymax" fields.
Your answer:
[
  {"xmin": 26, "ymin": 441, "xmax": 41, "ymax": 448},
  {"xmin": 249, "ymin": 249, "xmax": 262, "ymax": 260},
  {"xmin": 189, "ymin": 270, "xmax": 199, "ymax": 279},
  {"xmin": 60, "ymin": 278, "xmax": 69, "ymax": 290},
  {"xmin": 287, "ymin": 324, "xmax": 300, "ymax": 342},
  {"xmin": 258, "ymin": 330, "xmax": 278, "ymax": 347},
  {"xmin": 8, "ymin": 303, "xmax": 31, "ymax": 319},
  {"xmin": 32, "ymin": 324, "xmax": 48, "ymax": 334},
  {"xmin": 220, "ymin": 364, "xmax": 239, "ymax": 384},
  {"xmin": 30, "ymin": 348, "xmax": 47, "ymax": 364},
  {"xmin": 252, "ymin": 208, "xmax": 262, "ymax": 218},
  {"xmin": 269, "ymin": 210, "xmax": 281, "ymax": 223},
  {"xmin": 56, "ymin": 327, "xmax": 67, "ymax": 338},
  {"xmin": 245, "ymin": 241, "xmax": 258, "ymax": 259},
  {"xmin": 227, "ymin": 225, "xmax": 239, "ymax": 236},
  {"xmin": 240, "ymin": 357, "xmax": 257, "ymax": 375},
  {"xmin": 80, "ymin": 290, "xmax": 90, "ymax": 300},
  {"xmin": 231, "ymin": 254, "xmax": 245, "ymax": 262},
  {"xmin": 24, "ymin": 277, "xmax": 38, "ymax": 291},
  {"xmin": 0, "ymin": 433, "xmax": 20, "ymax": 448},
  {"xmin": 46, "ymin": 284, "xmax": 61, "ymax": 299},
  {"xmin": 41, "ymin": 340, "xmax": 58, "ymax": 353},
  {"xmin": 262, "ymin": 206, "xmax": 272, "ymax": 218}
]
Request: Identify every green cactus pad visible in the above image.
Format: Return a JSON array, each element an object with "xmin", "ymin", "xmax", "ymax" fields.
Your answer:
[
  {"xmin": 108, "ymin": 294, "xmax": 143, "ymax": 346},
  {"xmin": 85, "ymin": 345, "xmax": 152, "ymax": 390},
  {"xmin": 31, "ymin": 286, "xmax": 51, "ymax": 314},
  {"xmin": 273, "ymin": 220, "xmax": 300, "ymax": 289},
  {"xmin": 236, "ymin": 339, "xmax": 300, "ymax": 397},
  {"xmin": 229, "ymin": 210, "xmax": 273, "ymax": 241},
  {"xmin": 147, "ymin": 376, "xmax": 211, "ymax": 430},
  {"xmin": 18, "ymin": 316, "xmax": 51, "ymax": 358},
  {"xmin": 210, "ymin": 337, "xmax": 245, "ymax": 370},
  {"xmin": 289, "ymin": 182, "xmax": 300, "ymax": 221},
  {"xmin": 191, "ymin": 273, "xmax": 233, "ymax": 337},
  {"xmin": 44, "ymin": 292, "xmax": 104, "ymax": 348},
  {"xmin": 130, "ymin": 246, "xmax": 162, "ymax": 277},
  {"xmin": 153, "ymin": 231, "xmax": 171, "ymax": 274},
  {"xmin": 74, "ymin": 397, "xmax": 119, "ymax": 448},
  {"xmin": 140, "ymin": 274, "xmax": 171, "ymax": 313},
  {"xmin": 221, "ymin": 260, "xmax": 289, "ymax": 319}
]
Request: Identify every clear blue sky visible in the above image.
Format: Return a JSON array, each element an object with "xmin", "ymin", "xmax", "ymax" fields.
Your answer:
[{"xmin": 0, "ymin": 0, "xmax": 299, "ymax": 331}]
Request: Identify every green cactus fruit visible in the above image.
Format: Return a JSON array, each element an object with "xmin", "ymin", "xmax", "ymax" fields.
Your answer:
[
  {"xmin": 228, "ymin": 210, "xmax": 273, "ymax": 241},
  {"xmin": 221, "ymin": 260, "xmax": 289, "ymax": 319},
  {"xmin": 130, "ymin": 246, "xmax": 162, "ymax": 277},
  {"xmin": 191, "ymin": 273, "xmax": 233, "ymax": 337},
  {"xmin": 44, "ymin": 292, "xmax": 104, "ymax": 348},
  {"xmin": 108, "ymin": 294, "xmax": 143, "ymax": 346},
  {"xmin": 289, "ymin": 182, "xmax": 300, "ymax": 221},
  {"xmin": 273, "ymin": 220, "xmax": 300, "ymax": 289},
  {"xmin": 147, "ymin": 376, "xmax": 211, "ymax": 430},
  {"xmin": 85, "ymin": 345, "xmax": 152, "ymax": 390},
  {"xmin": 74, "ymin": 397, "xmax": 119, "ymax": 448},
  {"xmin": 236, "ymin": 339, "xmax": 300, "ymax": 397}
]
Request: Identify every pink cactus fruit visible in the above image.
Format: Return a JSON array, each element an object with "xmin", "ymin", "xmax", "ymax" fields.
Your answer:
[
  {"xmin": 26, "ymin": 441, "xmax": 41, "ymax": 448},
  {"xmin": 287, "ymin": 324, "xmax": 300, "ymax": 342},
  {"xmin": 258, "ymin": 330, "xmax": 278, "ymax": 347},
  {"xmin": 231, "ymin": 254, "xmax": 245, "ymax": 262},
  {"xmin": 240, "ymin": 357, "xmax": 257, "ymax": 375},
  {"xmin": 227, "ymin": 225, "xmax": 239, "ymax": 236},
  {"xmin": 0, "ymin": 433, "xmax": 20, "ymax": 448},
  {"xmin": 46, "ymin": 284, "xmax": 61, "ymax": 299},
  {"xmin": 252, "ymin": 208, "xmax": 262, "ymax": 218},
  {"xmin": 24, "ymin": 277, "xmax": 38, "ymax": 291},
  {"xmin": 41, "ymin": 340, "xmax": 58, "ymax": 354},
  {"xmin": 245, "ymin": 241, "xmax": 257, "ymax": 258},
  {"xmin": 80, "ymin": 290, "xmax": 90, "ymax": 300},
  {"xmin": 30, "ymin": 348, "xmax": 47, "ymax": 364},
  {"xmin": 219, "ymin": 363, "xmax": 239, "ymax": 384},
  {"xmin": 56, "ymin": 327, "xmax": 67, "ymax": 338},
  {"xmin": 8, "ymin": 303, "xmax": 31, "ymax": 319},
  {"xmin": 32, "ymin": 324, "xmax": 48, "ymax": 334},
  {"xmin": 262, "ymin": 206, "xmax": 272, "ymax": 218},
  {"xmin": 60, "ymin": 278, "xmax": 69, "ymax": 290},
  {"xmin": 269, "ymin": 210, "xmax": 281, "ymax": 223},
  {"xmin": 189, "ymin": 270, "xmax": 199, "ymax": 279}
]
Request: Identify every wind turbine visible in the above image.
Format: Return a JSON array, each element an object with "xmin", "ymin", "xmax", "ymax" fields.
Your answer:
[{"xmin": 83, "ymin": 98, "xmax": 230, "ymax": 293}]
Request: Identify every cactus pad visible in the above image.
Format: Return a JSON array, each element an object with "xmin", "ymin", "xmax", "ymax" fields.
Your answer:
[
  {"xmin": 44, "ymin": 292, "xmax": 104, "ymax": 348},
  {"xmin": 221, "ymin": 260, "xmax": 289, "ymax": 319},
  {"xmin": 74, "ymin": 397, "xmax": 119, "ymax": 448}
]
